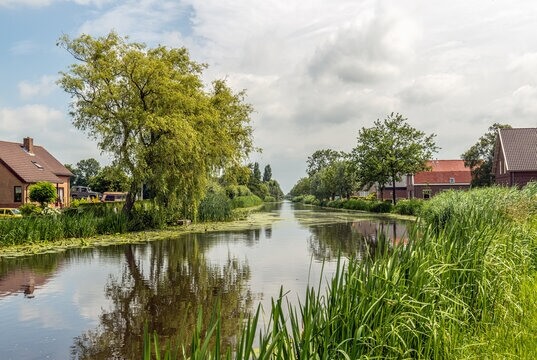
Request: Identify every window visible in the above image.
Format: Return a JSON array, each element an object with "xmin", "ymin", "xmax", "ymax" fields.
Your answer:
[
  {"xmin": 31, "ymin": 161, "xmax": 43, "ymax": 170},
  {"xmin": 14, "ymin": 186, "xmax": 22, "ymax": 202},
  {"xmin": 449, "ymin": 177, "xmax": 455, "ymax": 184},
  {"xmin": 423, "ymin": 189, "xmax": 432, "ymax": 199}
]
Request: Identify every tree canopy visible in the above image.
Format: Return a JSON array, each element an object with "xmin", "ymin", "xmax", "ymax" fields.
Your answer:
[
  {"xmin": 263, "ymin": 164, "xmax": 272, "ymax": 182},
  {"xmin": 58, "ymin": 32, "xmax": 253, "ymax": 216},
  {"xmin": 352, "ymin": 113, "xmax": 438, "ymax": 204},
  {"xmin": 306, "ymin": 149, "xmax": 344, "ymax": 176},
  {"xmin": 29, "ymin": 181, "xmax": 57, "ymax": 208},
  {"xmin": 461, "ymin": 123, "xmax": 511, "ymax": 187}
]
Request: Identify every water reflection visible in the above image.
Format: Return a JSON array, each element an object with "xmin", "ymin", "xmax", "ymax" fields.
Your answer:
[
  {"xmin": 308, "ymin": 220, "xmax": 407, "ymax": 261},
  {"xmin": 0, "ymin": 201, "xmax": 410, "ymax": 359},
  {"xmin": 71, "ymin": 239, "xmax": 252, "ymax": 359}
]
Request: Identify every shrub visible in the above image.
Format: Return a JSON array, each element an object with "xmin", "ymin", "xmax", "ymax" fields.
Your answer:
[
  {"xmin": 393, "ymin": 199, "xmax": 424, "ymax": 216},
  {"xmin": 303, "ymin": 195, "xmax": 316, "ymax": 204},
  {"xmin": 199, "ymin": 192, "xmax": 233, "ymax": 222},
  {"xmin": 369, "ymin": 200, "xmax": 393, "ymax": 213},
  {"xmin": 231, "ymin": 195, "xmax": 263, "ymax": 208},
  {"xmin": 29, "ymin": 181, "xmax": 57, "ymax": 208},
  {"xmin": 19, "ymin": 203, "xmax": 42, "ymax": 216},
  {"xmin": 264, "ymin": 196, "xmax": 276, "ymax": 203},
  {"xmin": 292, "ymin": 195, "xmax": 304, "ymax": 203},
  {"xmin": 343, "ymin": 199, "xmax": 370, "ymax": 211}
]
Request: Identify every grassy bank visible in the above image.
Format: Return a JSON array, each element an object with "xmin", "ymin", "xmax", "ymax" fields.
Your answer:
[
  {"xmin": 0, "ymin": 204, "xmax": 269, "ymax": 258},
  {"xmin": 144, "ymin": 184, "xmax": 537, "ymax": 359}
]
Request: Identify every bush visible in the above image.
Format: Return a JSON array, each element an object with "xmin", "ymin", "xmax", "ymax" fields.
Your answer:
[
  {"xmin": 369, "ymin": 200, "xmax": 393, "ymax": 213},
  {"xmin": 29, "ymin": 181, "xmax": 57, "ymax": 208},
  {"xmin": 231, "ymin": 195, "xmax": 263, "ymax": 208},
  {"xmin": 303, "ymin": 195, "xmax": 317, "ymax": 204},
  {"xmin": 264, "ymin": 196, "xmax": 276, "ymax": 203},
  {"xmin": 199, "ymin": 192, "xmax": 233, "ymax": 222},
  {"xmin": 19, "ymin": 203, "xmax": 42, "ymax": 216},
  {"xmin": 393, "ymin": 199, "xmax": 424, "ymax": 216},
  {"xmin": 292, "ymin": 195, "xmax": 304, "ymax": 203},
  {"xmin": 343, "ymin": 199, "xmax": 370, "ymax": 211}
]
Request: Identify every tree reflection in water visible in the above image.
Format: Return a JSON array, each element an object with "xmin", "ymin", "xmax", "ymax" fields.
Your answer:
[
  {"xmin": 307, "ymin": 220, "xmax": 407, "ymax": 261},
  {"xmin": 71, "ymin": 236, "xmax": 252, "ymax": 359}
]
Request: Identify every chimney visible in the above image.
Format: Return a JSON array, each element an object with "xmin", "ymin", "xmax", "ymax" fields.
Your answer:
[{"xmin": 23, "ymin": 137, "xmax": 34, "ymax": 154}]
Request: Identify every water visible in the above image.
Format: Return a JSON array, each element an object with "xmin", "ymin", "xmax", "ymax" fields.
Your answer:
[{"xmin": 0, "ymin": 201, "xmax": 407, "ymax": 359}]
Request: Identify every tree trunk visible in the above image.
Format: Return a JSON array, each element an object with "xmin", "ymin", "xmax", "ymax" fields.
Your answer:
[
  {"xmin": 123, "ymin": 182, "xmax": 138, "ymax": 215},
  {"xmin": 392, "ymin": 177, "xmax": 397, "ymax": 205}
]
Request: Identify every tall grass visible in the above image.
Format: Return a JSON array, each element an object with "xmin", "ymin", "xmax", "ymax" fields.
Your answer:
[
  {"xmin": 143, "ymin": 184, "xmax": 537, "ymax": 359},
  {"xmin": 0, "ymin": 212, "xmax": 128, "ymax": 246}
]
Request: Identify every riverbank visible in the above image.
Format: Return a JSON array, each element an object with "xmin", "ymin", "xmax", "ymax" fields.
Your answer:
[
  {"xmin": 0, "ymin": 205, "xmax": 273, "ymax": 258},
  {"xmin": 0, "ymin": 203, "xmax": 415, "ymax": 258}
]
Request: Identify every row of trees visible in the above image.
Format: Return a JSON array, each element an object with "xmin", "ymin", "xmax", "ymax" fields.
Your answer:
[
  {"xmin": 291, "ymin": 113, "xmax": 438, "ymax": 204},
  {"xmin": 291, "ymin": 113, "xmax": 508, "ymax": 204}
]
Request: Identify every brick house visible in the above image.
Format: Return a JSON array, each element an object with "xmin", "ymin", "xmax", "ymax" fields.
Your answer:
[
  {"xmin": 408, "ymin": 160, "xmax": 472, "ymax": 199},
  {"xmin": 380, "ymin": 160, "xmax": 472, "ymax": 201},
  {"xmin": 0, "ymin": 137, "xmax": 73, "ymax": 208},
  {"xmin": 493, "ymin": 128, "xmax": 537, "ymax": 187}
]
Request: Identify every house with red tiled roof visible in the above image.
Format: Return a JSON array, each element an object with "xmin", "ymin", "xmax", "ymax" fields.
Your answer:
[
  {"xmin": 380, "ymin": 160, "xmax": 472, "ymax": 201},
  {"xmin": 408, "ymin": 160, "xmax": 472, "ymax": 199},
  {"xmin": 0, "ymin": 137, "xmax": 73, "ymax": 208},
  {"xmin": 493, "ymin": 128, "xmax": 537, "ymax": 187}
]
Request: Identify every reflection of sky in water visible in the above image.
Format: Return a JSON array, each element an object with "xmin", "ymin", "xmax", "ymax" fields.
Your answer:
[
  {"xmin": 0, "ymin": 255, "xmax": 121, "ymax": 359},
  {"xmin": 0, "ymin": 201, "xmax": 408, "ymax": 359}
]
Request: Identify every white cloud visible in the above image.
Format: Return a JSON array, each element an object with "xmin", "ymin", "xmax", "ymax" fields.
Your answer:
[
  {"xmin": 9, "ymin": 40, "xmax": 38, "ymax": 55},
  {"xmin": 18, "ymin": 75, "xmax": 58, "ymax": 100},
  {"xmin": 399, "ymin": 73, "xmax": 465, "ymax": 104},
  {"xmin": 0, "ymin": 0, "xmax": 112, "ymax": 7},
  {"xmin": 308, "ymin": 7, "xmax": 418, "ymax": 83}
]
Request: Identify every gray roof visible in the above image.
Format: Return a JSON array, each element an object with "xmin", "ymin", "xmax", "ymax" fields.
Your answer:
[
  {"xmin": 498, "ymin": 128, "xmax": 537, "ymax": 171},
  {"xmin": 0, "ymin": 140, "xmax": 73, "ymax": 183}
]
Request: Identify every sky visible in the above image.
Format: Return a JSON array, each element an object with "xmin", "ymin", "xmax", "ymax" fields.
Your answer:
[{"xmin": 2, "ymin": 0, "xmax": 537, "ymax": 192}]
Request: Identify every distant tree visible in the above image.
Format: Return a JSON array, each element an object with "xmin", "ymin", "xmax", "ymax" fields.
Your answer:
[
  {"xmin": 29, "ymin": 181, "xmax": 57, "ymax": 208},
  {"xmin": 263, "ymin": 164, "xmax": 272, "ymax": 182},
  {"xmin": 74, "ymin": 158, "xmax": 101, "ymax": 186},
  {"xmin": 289, "ymin": 177, "xmax": 311, "ymax": 197},
  {"xmin": 221, "ymin": 164, "xmax": 251, "ymax": 186},
  {"xmin": 461, "ymin": 123, "xmax": 512, "ymax": 187},
  {"xmin": 306, "ymin": 149, "xmax": 343, "ymax": 176},
  {"xmin": 266, "ymin": 179, "xmax": 284, "ymax": 200},
  {"xmin": 352, "ymin": 113, "xmax": 438, "ymax": 204},
  {"xmin": 88, "ymin": 165, "xmax": 129, "ymax": 193},
  {"xmin": 252, "ymin": 162, "xmax": 262, "ymax": 182}
]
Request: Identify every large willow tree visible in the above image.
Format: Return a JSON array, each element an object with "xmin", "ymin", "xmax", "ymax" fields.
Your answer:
[{"xmin": 58, "ymin": 32, "xmax": 253, "ymax": 216}]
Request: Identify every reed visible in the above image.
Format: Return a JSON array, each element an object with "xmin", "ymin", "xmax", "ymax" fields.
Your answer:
[{"xmin": 143, "ymin": 185, "xmax": 537, "ymax": 359}]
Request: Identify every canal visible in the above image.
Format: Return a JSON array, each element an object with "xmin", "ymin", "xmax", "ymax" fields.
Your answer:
[{"xmin": 0, "ymin": 201, "xmax": 407, "ymax": 359}]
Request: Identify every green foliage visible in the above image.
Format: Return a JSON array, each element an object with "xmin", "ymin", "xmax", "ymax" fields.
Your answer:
[
  {"xmin": 262, "ymin": 164, "xmax": 272, "ymax": 182},
  {"xmin": 252, "ymin": 162, "xmax": 261, "ymax": 182},
  {"xmin": 461, "ymin": 123, "xmax": 511, "ymax": 187},
  {"xmin": 393, "ymin": 198, "xmax": 424, "ymax": 216},
  {"xmin": 199, "ymin": 192, "xmax": 233, "ymax": 222},
  {"xmin": 265, "ymin": 179, "xmax": 284, "ymax": 200},
  {"xmin": 263, "ymin": 196, "xmax": 276, "ymax": 202},
  {"xmin": 291, "ymin": 195, "xmax": 304, "ymax": 203},
  {"xmin": 306, "ymin": 148, "xmax": 344, "ymax": 176},
  {"xmin": 289, "ymin": 177, "xmax": 310, "ymax": 197},
  {"xmin": 352, "ymin": 112, "xmax": 438, "ymax": 204},
  {"xmin": 368, "ymin": 200, "xmax": 393, "ymax": 213},
  {"xmin": 231, "ymin": 195, "xmax": 262, "ymax": 209},
  {"xmin": 224, "ymin": 185, "xmax": 251, "ymax": 199},
  {"xmin": 58, "ymin": 32, "xmax": 253, "ymax": 216},
  {"xmin": 71, "ymin": 158, "xmax": 101, "ymax": 186},
  {"xmin": 88, "ymin": 164, "xmax": 129, "ymax": 193},
  {"xmin": 19, "ymin": 203, "xmax": 42, "ymax": 216},
  {"xmin": 342, "ymin": 198, "xmax": 370, "ymax": 211},
  {"xmin": 29, "ymin": 181, "xmax": 58, "ymax": 208},
  {"xmin": 302, "ymin": 195, "xmax": 317, "ymax": 204}
]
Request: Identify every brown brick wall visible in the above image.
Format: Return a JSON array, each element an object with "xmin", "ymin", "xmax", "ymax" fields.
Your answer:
[
  {"xmin": 513, "ymin": 172, "xmax": 537, "ymax": 187},
  {"xmin": 0, "ymin": 164, "xmax": 25, "ymax": 208}
]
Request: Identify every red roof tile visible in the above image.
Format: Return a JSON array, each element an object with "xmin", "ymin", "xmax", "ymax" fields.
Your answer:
[
  {"xmin": 414, "ymin": 160, "xmax": 471, "ymax": 185},
  {"xmin": 0, "ymin": 139, "xmax": 73, "ymax": 183}
]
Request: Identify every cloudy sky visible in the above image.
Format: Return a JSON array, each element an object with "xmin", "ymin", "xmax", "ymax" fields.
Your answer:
[{"xmin": 2, "ymin": 0, "xmax": 537, "ymax": 191}]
